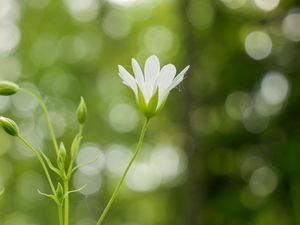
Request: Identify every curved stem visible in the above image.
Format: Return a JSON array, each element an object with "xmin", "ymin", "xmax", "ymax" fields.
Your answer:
[
  {"xmin": 20, "ymin": 88, "xmax": 59, "ymax": 154},
  {"xmin": 18, "ymin": 135, "xmax": 56, "ymax": 194},
  {"xmin": 96, "ymin": 118, "xmax": 150, "ymax": 225}
]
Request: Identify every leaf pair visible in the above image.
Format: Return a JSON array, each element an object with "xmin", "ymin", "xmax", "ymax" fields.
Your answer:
[{"xmin": 38, "ymin": 184, "xmax": 86, "ymax": 206}]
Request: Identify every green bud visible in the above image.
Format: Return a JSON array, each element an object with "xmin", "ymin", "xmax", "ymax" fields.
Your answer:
[
  {"xmin": 59, "ymin": 142, "xmax": 66, "ymax": 161},
  {"xmin": 56, "ymin": 183, "xmax": 64, "ymax": 205},
  {"xmin": 0, "ymin": 116, "xmax": 19, "ymax": 136},
  {"xmin": 0, "ymin": 81, "xmax": 19, "ymax": 96},
  {"xmin": 76, "ymin": 97, "xmax": 87, "ymax": 124},
  {"xmin": 57, "ymin": 142, "xmax": 66, "ymax": 172}
]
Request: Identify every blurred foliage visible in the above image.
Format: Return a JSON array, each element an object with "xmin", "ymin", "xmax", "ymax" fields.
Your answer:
[{"xmin": 0, "ymin": 0, "xmax": 300, "ymax": 225}]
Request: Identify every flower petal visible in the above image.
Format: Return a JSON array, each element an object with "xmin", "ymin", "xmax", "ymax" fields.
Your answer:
[
  {"xmin": 144, "ymin": 55, "xmax": 160, "ymax": 85},
  {"xmin": 155, "ymin": 64, "xmax": 176, "ymax": 107},
  {"xmin": 118, "ymin": 65, "xmax": 137, "ymax": 95},
  {"xmin": 132, "ymin": 58, "xmax": 145, "ymax": 89},
  {"xmin": 156, "ymin": 64, "xmax": 176, "ymax": 93},
  {"xmin": 167, "ymin": 65, "xmax": 190, "ymax": 91}
]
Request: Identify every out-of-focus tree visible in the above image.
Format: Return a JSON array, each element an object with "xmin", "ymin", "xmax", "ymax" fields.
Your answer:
[{"xmin": 0, "ymin": 0, "xmax": 299, "ymax": 225}]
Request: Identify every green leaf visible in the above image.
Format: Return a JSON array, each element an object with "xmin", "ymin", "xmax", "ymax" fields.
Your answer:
[
  {"xmin": 41, "ymin": 151, "xmax": 61, "ymax": 176},
  {"xmin": 65, "ymin": 184, "xmax": 86, "ymax": 197},
  {"xmin": 37, "ymin": 189, "xmax": 58, "ymax": 204},
  {"xmin": 71, "ymin": 155, "xmax": 100, "ymax": 174}
]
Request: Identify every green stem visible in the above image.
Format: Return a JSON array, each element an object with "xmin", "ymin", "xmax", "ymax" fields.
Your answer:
[
  {"xmin": 96, "ymin": 118, "xmax": 150, "ymax": 225},
  {"xmin": 18, "ymin": 135, "xmax": 56, "ymax": 194},
  {"xmin": 20, "ymin": 88, "xmax": 59, "ymax": 154},
  {"xmin": 63, "ymin": 125, "xmax": 83, "ymax": 225},
  {"xmin": 58, "ymin": 205, "xmax": 64, "ymax": 225},
  {"xmin": 64, "ymin": 179, "xmax": 69, "ymax": 225}
]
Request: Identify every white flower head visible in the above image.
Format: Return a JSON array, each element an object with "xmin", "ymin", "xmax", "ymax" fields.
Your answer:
[{"xmin": 118, "ymin": 55, "xmax": 189, "ymax": 118}]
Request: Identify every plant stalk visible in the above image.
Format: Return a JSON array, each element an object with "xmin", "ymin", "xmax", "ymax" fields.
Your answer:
[
  {"xmin": 58, "ymin": 205, "xmax": 64, "ymax": 225},
  {"xmin": 21, "ymin": 88, "xmax": 59, "ymax": 154},
  {"xmin": 96, "ymin": 118, "xmax": 150, "ymax": 225},
  {"xmin": 18, "ymin": 135, "xmax": 56, "ymax": 193},
  {"xmin": 64, "ymin": 179, "xmax": 69, "ymax": 225}
]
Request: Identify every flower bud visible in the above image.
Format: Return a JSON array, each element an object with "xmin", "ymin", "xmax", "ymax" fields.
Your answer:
[
  {"xmin": 0, "ymin": 81, "xmax": 19, "ymax": 96},
  {"xmin": 56, "ymin": 183, "xmax": 64, "ymax": 205},
  {"xmin": 57, "ymin": 142, "xmax": 66, "ymax": 171},
  {"xmin": 76, "ymin": 97, "xmax": 87, "ymax": 124},
  {"xmin": 0, "ymin": 116, "xmax": 19, "ymax": 136},
  {"xmin": 59, "ymin": 142, "xmax": 66, "ymax": 161}
]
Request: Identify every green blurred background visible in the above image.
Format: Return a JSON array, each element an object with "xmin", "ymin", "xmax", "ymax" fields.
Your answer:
[{"xmin": 0, "ymin": 0, "xmax": 300, "ymax": 224}]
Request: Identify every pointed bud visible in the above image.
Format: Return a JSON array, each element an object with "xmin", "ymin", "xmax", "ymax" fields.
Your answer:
[
  {"xmin": 0, "ymin": 116, "xmax": 19, "ymax": 136},
  {"xmin": 57, "ymin": 142, "xmax": 66, "ymax": 172},
  {"xmin": 56, "ymin": 183, "xmax": 64, "ymax": 205},
  {"xmin": 59, "ymin": 142, "xmax": 66, "ymax": 161},
  {"xmin": 0, "ymin": 81, "xmax": 20, "ymax": 96},
  {"xmin": 76, "ymin": 97, "xmax": 87, "ymax": 124}
]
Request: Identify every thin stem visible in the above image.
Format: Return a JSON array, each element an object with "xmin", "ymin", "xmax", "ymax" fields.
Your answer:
[
  {"xmin": 64, "ymin": 179, "xmax": 69, "ymax": 225},
  {"xmin": 20, "ymin": 88, "xmax": 59, "ymax": 154},
  {"xmin": 18, "ymin": 135, "xmax": 56, "ymax": 194},
  {"xmin": 64, "ymin": 124, "xmax": 83, "ymax": 225},
  {"xmin": 96, "ymin": 118, "xmax": 150, "ymax": 225},
  {"xmin": 58, "ymin": 205, "xmax": 64, "ymax": 225}
]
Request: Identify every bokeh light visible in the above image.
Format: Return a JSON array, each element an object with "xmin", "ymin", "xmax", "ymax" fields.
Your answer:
[
  {"xmin": 102, "ymin": 10, "xmax": 132, "ymax": 39},
  {"xmin": 64, "ymin": 0, "xmax": 100, "ymax": 22},
  {"xmin": 219, "ymin": 0, "xmax": 247, "ymax": 9},
  {"xmin": 105, "ymin": 144, "xmax": 132, "ymax": 177},
  {"xmin": 244, "ymin": 31, "xmax": 272, "ymax": 60},
  {"xmin": 107, "ymin": 0, "xmax": 137, "ymax": 7},
  {"xmin": 260, "ymin": 71, "xmax": 289, "ymax": 105},
  {"xmin": 109, "ymin": 102, "xmax": 139, "ymax": 133},
  {"xmin": 143, "ymin": 25, "xmax": 175, "ymax": 54},
  {"xmin": 282, "ymin": 11, "xmax": 300, "ymax": 42},
  {"xmin": 249, "ymin": 166, "xmax": 278, "ymax": 197},
  {"xmin": 187, "ymin": 0, "xmax": 215, "ymax": 30},
  {"xmin": 254, "ymin": 0, "xmax": 280, "ymax": 11},
  {"xmin": 127, "ymin": 162, "xmax": 161, "ymax": 192},
  {"xmin": 76, "ymin": 144, "xmax": 105, "ymax": 175}
]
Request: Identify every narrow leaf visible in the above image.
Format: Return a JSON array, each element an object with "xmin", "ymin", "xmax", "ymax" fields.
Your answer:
[
  {"xmin": 71, "ymin": 155, "xmax": 100, "ymax": 174},
  {"xmin": 65, "ymin": 184, "xmax": 87, "ymax": 197},
  {"xmin": 41, "ymin": 151, "xmax": 61, "ymax": 176},
  {"xmin": 71, "ymin": 134, "xmax": 82, "ymax": 158}
]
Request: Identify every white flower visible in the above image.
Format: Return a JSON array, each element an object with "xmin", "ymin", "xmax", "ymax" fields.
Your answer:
[{"xmin": 118, "ymin": 55, "xmax": 190, "ymax": 118}]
